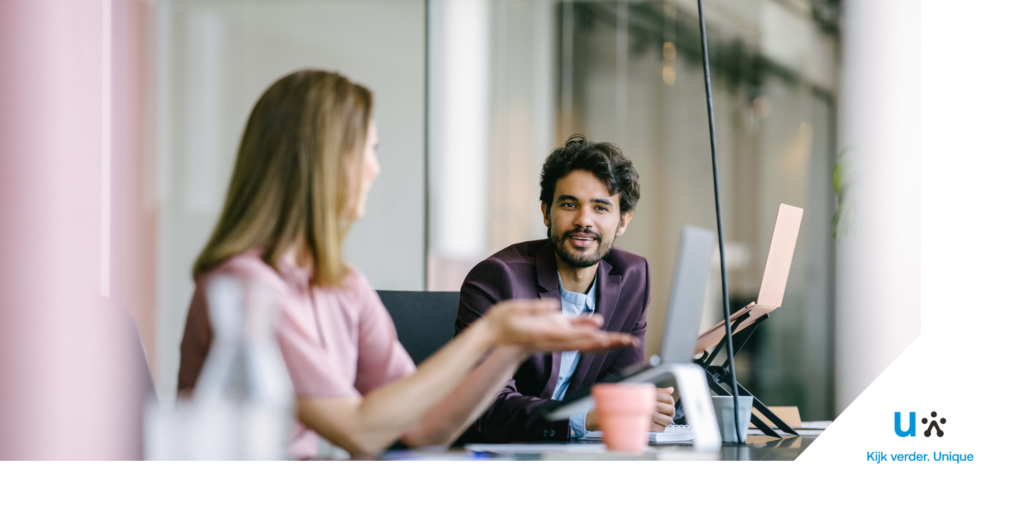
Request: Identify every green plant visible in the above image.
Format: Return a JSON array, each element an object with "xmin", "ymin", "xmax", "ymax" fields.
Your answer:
[{"xmin": 832, "ymin": 148, "xmax": 854, "ymax": 240}]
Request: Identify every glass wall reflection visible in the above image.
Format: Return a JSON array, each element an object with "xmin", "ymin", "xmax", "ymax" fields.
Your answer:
[
  {"xmin": 427, "ymin": 0, "xmax": 839, "ymax": 420},
  {"xmin": 147, "ymin": 0, "xmax": 841, "ymax": 421}
]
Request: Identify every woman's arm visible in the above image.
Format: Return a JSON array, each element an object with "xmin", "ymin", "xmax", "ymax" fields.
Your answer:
[
  {"xmin": 398, "ymin": 345, "xmax": 526, "ymax": 447},
  {"xmin": 296, "ymin": 316, "xmax": 497, "ymax": 459},
  {"xmin": 297, "ymin": 300, "xmax": 634, "ymax": 459}
]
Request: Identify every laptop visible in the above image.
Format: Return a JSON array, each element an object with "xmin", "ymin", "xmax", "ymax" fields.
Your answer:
[
  {"xmin": 693, "ymin": 203, "xmax": 803, "ymax": 355},
  {"xmin": 542, "ymin": 224, "xmax": 716, "ymax": 420}
]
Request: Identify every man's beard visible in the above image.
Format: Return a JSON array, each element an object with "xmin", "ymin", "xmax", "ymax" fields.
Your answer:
[{"xmin": 550, "ymin": 226, "xmax": 615, "ymax": 268}]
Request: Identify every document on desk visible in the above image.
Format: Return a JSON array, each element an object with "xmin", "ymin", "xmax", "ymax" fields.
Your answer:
[
  {"xmin": 800, "ymin": 421, "xmax": 832, "ymax": 429},
  {"xmin": 582, "ymin": 424, "xmax": 694, "ymax": 444}
]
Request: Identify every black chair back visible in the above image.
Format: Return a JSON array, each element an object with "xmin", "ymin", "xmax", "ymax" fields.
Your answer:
[{"xmin": 376, "ymin": 290, "xmax": 461, "ymax": 366}]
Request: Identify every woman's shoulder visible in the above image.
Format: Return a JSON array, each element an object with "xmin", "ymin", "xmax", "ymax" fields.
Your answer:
[
  {"xmin": 197, "ymin": 251, "xmax": 374, "ymax": 301},
  {"xmin": 198, "ymin": 250, "xmax": 294, "ymax": 295},
  {"xmin": 338, "ymin": 264, "xmax": 371, "ymax": 293}
]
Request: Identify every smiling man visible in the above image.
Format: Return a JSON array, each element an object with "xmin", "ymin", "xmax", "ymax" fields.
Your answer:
[{"xmin": 454, "ymin": 135, "xmax": 675, "ymax": 443}]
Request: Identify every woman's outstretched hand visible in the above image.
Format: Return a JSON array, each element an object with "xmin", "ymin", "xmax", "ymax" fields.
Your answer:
[{"xmin": 477, "ymin": 298, "xmax": 638, "ymax": 354}]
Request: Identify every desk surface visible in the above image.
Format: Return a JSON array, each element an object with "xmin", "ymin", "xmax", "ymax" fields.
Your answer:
[{"xmin": 382, "ymin": 431, "xmax": 817, "ymax": 461}]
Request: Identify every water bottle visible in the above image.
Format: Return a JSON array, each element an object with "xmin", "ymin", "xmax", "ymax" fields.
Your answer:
[{"xmin": 187, "ymin": 276, "xmax": 295, "ymax": 460}]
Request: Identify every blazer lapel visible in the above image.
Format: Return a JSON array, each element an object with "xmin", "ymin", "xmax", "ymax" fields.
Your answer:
[
  {"xmin": 594, "ymin": 258, "xmax": 622, "ymax": 326},
  {"xmin": 543, "ymin": 352, "xmax": 562, "ymax": 399},
  {"xmin": 567, "ymin": 352, "xmax": 606, "ymax": 395},
  {"xmin": 536, "ymin": 242, "xmax": 563, "ymax": 398},
  {"xmin": 568, "ymin": 259, "xmax": 621, "ymax": 394},
  {"xmin": 535, "ymin": 241, "xmax": 561, "ymax": 300}
]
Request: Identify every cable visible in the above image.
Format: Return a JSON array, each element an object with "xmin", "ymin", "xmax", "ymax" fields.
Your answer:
[{"xmin": 697, "ymin": 0, "xmax": 742, "ymax": 443}]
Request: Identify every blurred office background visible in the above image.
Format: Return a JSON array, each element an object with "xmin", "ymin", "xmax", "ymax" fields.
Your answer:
[
  {"xmin": 0, "ymin": 0, "xmax": 919, "ymax": 458},
  {"xmin": 150, "ymin": 0, "xmax": 840, "ymax": 420}
]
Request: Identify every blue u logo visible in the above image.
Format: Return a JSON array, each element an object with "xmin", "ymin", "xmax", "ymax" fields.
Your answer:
[{"xmin": 894, "ymin": 412, "xmax": 916, "ymax": 437}]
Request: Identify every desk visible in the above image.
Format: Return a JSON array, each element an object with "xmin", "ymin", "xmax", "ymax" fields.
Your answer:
[{"xmin": 381, "ymin": 431, "xmax": 817, "ymax": 461}]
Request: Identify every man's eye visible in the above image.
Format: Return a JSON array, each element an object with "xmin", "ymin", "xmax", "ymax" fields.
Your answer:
[
  {"xmin": 562, "ymin": 202, "xmax": 576, "ymax": 208},
  {"xmin": 595, "ymin": 206, "xmax": 608, "ymax": 212}
]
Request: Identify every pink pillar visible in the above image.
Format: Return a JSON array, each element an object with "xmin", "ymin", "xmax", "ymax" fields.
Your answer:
[{"xmin": 0, "ymin": 0, "xmax": 148, "ymax": 459}]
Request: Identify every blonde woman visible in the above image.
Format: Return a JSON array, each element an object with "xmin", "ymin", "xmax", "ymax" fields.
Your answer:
[{"xmin": 177, "ymin": 70, "xmax": 634, "ymax": 459}]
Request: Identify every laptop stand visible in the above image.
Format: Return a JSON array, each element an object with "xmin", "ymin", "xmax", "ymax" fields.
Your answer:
[{"xmin": 697, "ymin": 311, "xmax": 799, "ymax": 438}]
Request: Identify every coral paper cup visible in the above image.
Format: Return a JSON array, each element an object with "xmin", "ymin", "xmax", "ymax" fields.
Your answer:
[{"xmin": 592, "ymin": 383, "xmax": 656, "ymax": 453}]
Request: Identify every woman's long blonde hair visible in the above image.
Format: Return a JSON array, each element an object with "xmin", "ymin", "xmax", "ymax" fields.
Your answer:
[{"xmin": 193, "ymin": 70, "xmax": 372, "ymax": 287}]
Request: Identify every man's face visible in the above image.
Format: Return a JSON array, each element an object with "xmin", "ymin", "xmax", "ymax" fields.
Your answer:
[{"xmin": 542, "ymin": 170, "xmax": 633, "ymax": 269}]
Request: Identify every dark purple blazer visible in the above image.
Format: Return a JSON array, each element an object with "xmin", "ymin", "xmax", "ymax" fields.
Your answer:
[{"xmin": 454, "ymin": 239, "xmax": 650, "ymax": 442}]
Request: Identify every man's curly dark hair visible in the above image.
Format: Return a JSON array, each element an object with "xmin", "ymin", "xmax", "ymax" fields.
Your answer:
[{"xmin": 539, "ymin": 135, "xmax": 640, "ymax": 217}]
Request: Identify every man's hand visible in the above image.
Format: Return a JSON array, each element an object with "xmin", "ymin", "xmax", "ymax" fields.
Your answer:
[
  {"xmin": 650, "ymin": 387, "xmax": 675, "ymax": 432},
  {"xmin": 585, "ymin": 409, "xmax": 599, "ymax": 431},
  {"xmin": 583, "ymin": 386, "xmax": 676, "ymax": 433}
]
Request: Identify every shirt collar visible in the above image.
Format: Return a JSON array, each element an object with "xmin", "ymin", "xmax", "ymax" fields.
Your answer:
[{"xmin": 556, "ymin": 271, "xmax": 597, "ymax": 311}]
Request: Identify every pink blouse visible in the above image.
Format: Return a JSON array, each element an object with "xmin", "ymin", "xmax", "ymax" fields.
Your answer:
[{"xmin": 178, "ymin": 251, "xmax": 416, "ymax": 459}]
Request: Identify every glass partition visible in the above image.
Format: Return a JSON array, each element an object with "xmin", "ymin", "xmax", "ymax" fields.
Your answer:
[
  {"xmin": 427, "ymin": 0, "xmax": 839, "ymax": 420},
  {"xmin": 146, "ymin": 0, "xmax": 840, "ymax": 419}
]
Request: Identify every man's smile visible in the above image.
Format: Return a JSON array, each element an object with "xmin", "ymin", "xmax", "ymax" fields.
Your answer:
[{"xmin": 569, "ymin": 234, "xmax": 597, "ymax": 248}]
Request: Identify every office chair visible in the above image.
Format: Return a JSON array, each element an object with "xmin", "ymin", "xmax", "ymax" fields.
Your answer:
[{"xmin": 376, "ymin": 290, "xmax": 461, "ymax": 366}]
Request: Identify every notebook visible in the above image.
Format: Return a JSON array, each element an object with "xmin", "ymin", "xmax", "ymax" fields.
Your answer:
[{"xmin": 582, "ymin": 424, "xmax": 694, "ymax": 444}]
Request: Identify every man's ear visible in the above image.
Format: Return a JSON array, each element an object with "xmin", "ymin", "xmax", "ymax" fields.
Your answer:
[
  {"xmin": 616, "ymin": 210, "xmax": 634, "ymax": 237},
  {"xmin": 541, "ymin": 202, "xmax": 551, "ymax": 228}
]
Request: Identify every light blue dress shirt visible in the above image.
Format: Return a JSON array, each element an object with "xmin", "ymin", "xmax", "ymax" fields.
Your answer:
[{"xmin": 552, "ymin": 272, "xmax": 597, "ymax": 439}]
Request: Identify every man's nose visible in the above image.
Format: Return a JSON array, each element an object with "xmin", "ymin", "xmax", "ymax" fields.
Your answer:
[{"xmin": 574, "ymin": 208, "xmax": 595, "ymax": 229}]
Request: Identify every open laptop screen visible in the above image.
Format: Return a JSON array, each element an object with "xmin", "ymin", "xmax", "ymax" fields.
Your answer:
[
  {"xmin": 756, "ymin": 203, "xmax": 803, "ymax": 308},
  {"xmin": 660, "ymin": 226, "xmax": 716, "ymax": 364},
  {"xmin": 693, "ymin": 203, "xmax": 803, "ymax": 354}
]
